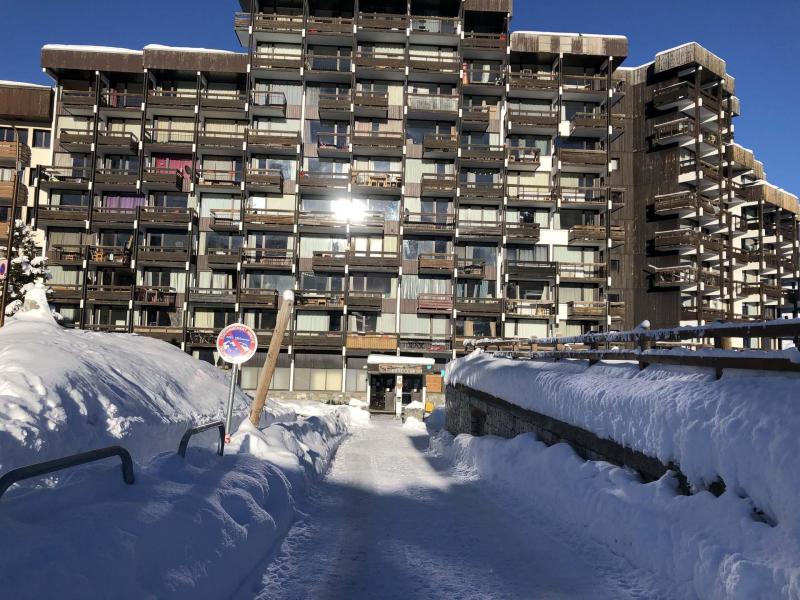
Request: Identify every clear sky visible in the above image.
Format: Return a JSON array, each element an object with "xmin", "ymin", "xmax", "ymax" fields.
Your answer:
[{"xmin": 1, "ymin": 0, "xmax": 798, "ymax": 192}]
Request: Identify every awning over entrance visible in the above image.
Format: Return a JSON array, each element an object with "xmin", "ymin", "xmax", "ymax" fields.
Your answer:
[{"xmin": 366, "ymin": 354, "xmax": 435, "ymax": 375}]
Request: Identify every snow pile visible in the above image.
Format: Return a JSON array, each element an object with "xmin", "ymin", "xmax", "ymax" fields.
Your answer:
[
  {"xmin": 0, "ymin": 402, "xmax": 367, "ymax": 599},
  {"xmin": 444, "ymin": 351, "xmax": 800, "ymax": 598},
  {"xmin": 0, "ymin": 308, "xmax": 251, "ymax": 470}
]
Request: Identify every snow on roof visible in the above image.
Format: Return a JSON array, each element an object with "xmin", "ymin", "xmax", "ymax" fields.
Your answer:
[
  {"xmin": 654, "ymin": 42, "xmax": 702, "ymax": 57},
  {"xmin": 42, "ymin": 44, "xmax": 142, "ymax": 55},
  {"xmin": 143, "ymin": 44, "xmax": 239, "ymax": 55},
  {"xmin": 0, "ymin": 80, "xmax": 51, "ymax": 89},
  {"xmin": 617, "ymin": 61, "xmax": 654, "ymax": 71},
  {"xmin": 366, "ymin": 355, "xmax": 435, "ymax": 366},
  {"xmin": 513, "ymin": 30, "xmax": 627, "ymax": 40}
]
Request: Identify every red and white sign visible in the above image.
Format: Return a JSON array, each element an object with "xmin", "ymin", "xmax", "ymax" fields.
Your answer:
[
  {"xmin": 216, "ymin": 324, "xmax": 258, "ymax": 365},
  {"xmin": 0, "ymin": 259, "xmax": 7, "ymax": 280}
]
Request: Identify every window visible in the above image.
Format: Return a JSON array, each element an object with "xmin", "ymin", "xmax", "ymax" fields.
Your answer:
[
  {"xmin": 33, "ymin": 130, "xmax": 51, "ymax": 148},
  {"xmin": 0, "ymin": 127, "xmax": 27, "ymax": 144}
]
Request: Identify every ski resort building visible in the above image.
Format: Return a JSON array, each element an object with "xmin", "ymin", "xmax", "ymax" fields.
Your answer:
[{"xmin": 14, "ymin": 0, "xmax": 799, "ymax": 400}]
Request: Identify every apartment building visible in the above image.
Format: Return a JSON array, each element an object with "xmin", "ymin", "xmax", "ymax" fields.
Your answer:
[
  {"xmin": 26, "ymin": 0, "xmax": 798, "ymax": 401},
  {"xmin": 0, "ymin": 81, "xmax": 53, "ymax": 246}
]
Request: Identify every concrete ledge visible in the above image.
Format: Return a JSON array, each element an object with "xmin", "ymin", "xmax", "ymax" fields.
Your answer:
[{"xmin": 446, "ymin": 383, "xmax": 694, "ymax": 494}]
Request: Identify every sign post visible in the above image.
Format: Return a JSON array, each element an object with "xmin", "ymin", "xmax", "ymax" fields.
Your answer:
[{"xmin": 216, "ymin": 323, "xmax": 258, "ymax": 442}]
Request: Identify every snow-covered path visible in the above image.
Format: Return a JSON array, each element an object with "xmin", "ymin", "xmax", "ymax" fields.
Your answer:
[{"xmin": 237, "ymin": 417, "xmax": 675, "ymax": 599}]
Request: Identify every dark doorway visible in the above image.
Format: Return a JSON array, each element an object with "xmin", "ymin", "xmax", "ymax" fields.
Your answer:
[
  {"xmin": 402, "ymin": 375, "xmax": 424, "ymax": 405},
  {"xmin": 370, "ymin": 374, "xmax": 396, "ymax": 412}
]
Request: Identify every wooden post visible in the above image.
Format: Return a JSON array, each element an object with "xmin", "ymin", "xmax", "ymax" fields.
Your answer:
[{"xmin": 249, "ymin": 290, "xmax": 294, "ymax": 427}]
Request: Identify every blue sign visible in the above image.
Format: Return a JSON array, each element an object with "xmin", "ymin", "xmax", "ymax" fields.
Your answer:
[{"xmin": 216, "ymin": 324, "xmax": 258, "ymax": 365}]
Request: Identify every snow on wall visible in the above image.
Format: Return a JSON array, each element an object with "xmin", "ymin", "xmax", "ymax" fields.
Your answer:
[
  {"xmin": 0, "ymin": 312, "xmax": 252, "ymax": 471},
  {"xmin": 430, "ymin": 431, "xmax": 800, "ymax": 599},
  {"xmin": 445, "ymin": 352, "xmax": 800, "ymax": 535}
]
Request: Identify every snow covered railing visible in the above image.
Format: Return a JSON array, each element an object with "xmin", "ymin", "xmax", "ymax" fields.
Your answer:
[
  {"xmin": 0, "ymin": 446, "xmax": 135, "ymax": 500},
  {"xmin": 177, "ymin": 421, "xmax": 226, "ymax": 459},
  {"xmin": 465, "ymin": 319, "xmax": 800, "ymax": 377}
]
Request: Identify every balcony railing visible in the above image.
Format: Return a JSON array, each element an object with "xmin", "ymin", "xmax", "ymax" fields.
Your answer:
[
  {"xmin": 141, "ymin": 166, "xmax": 186, "ymax": 190},
  {"xmin": 46, "ymin": 244, "xmax": 85, "ymax": 264},
  {"xmin": 147, "ymin": 89, "xmax": 196, "ymax": 108},
  {"xmin": 199, "ymin": 91, "xmax": 247, "ymax": 111},
  {"xmin": 357, "ymin": 12, "xmax": 408, "ymax": 31},
  {"xmin": 558, "ymin": 262, "xmax": 605, "ymax": 281},
  {"xmin": 422, "ymin": 133, "xmax": 458, "ymax": 152},
  {"xmin": 145, "ymin": 127, "xmax": 194, "ymax": 146},
  {"xmin": 462, "ymin": 32, "xmax": 507, "ymax": 50},
  {"xmin": 295, "ymin": 291, "xmax": 345, "ymax": 309},
  {"xmin": 347, "ymin": 250, "xmax": 401, "ymax": 270},
  {"xmin": 94, "ymin": 168, "xmax": 138, "ymax": 186},
  {"xmin": 346, "ymin": 333, "xmax": 398, "ymax": 351},
  {"xmin": 505, "ymin": 299, "xmax": 555, "ymax": 318},
  {"xmin": 307, "ymin": 15, "xmax": 354, "ymax": 34},
  {"xmin": 354, "ymin": 51, "xmax": 406, "ymax": 70},
  {"xmin": 292, "ymin": 331, "xmax": 345, "ymax": 348},
  {"xmin": 455, "ymin": 297, "xmax": 503, "ymax": 314},
  {"xmin": 567, "ymin": 301, "xmax": 606, "ymax": 318},
  {"xmin": 418, "ymin": 293, "xmax": 453, "ymax": 314},
  {"xmin": 354, "ymin": 90, "xmax": 389, "ymax": 108},
  {"xmin": 251, "ymin": 52, "xmax": 303, "ymax": 71},
  {"xmin": 316, "ymin": 132, "xmax": 350, "ymax": 150},
  {"xmin": 399, "ymin": 335, "xmax": 452, "ymax": 353},
  {"xmin": 654, "ymin": 190, "xmax": 717, "ymax": 215},
  {"xmin": 507, "ymin": 146, "xmax": 541, "ymax": 167},
  {"xmin": 508, "ymin": 71, "xmax": 557, "ymax": 91},
  {"xmin": 318, "ymin": 92, "xmax": 352, "ymax": 112},
  {"xmin": 653, "ymin": 118, "xmax": 695, "ymax": 143},
  {"xmin": 346, "ymin": 291, "xmax": 383, "ymax": 311},
  {"xmin": 305, "ymin": 53, "xmax": 352, "ymax": 73},
  {"xmin": 407, "ymin": 93, "xmax": 459, "ymax": 113},
  {"xmin": 197, "ymin": 129, "xmax": 246, "ymax": 148},
  {"xmin": 505, "ymin": 260, "xmax": 557, "ymax": 280},
  {"xmin": 138, "ymin": 206, "xmax": 193, "ymax": 225},
  {"xmin": 238, "ymin": 288, "xmax": 279, "ymax": 307},
  {"xmin": 458, "ymin": 219, "xmax": 502, "ymax": 236},
  {"xmin": 351, "ymin": 170, "xmax": 402, "ymax": 189},
  {"xmin": 86, "ymin": 285, "xmax": 132, "ymax": 303},
  {"xmin": 39, "ymin": 166, "xmax": 92, "ymax": 186},
  {"xmin": 421, "ymin": 174, "xmax": 457, "ymax": 194},
  {"xmin": 241, "ymin": 248, "xmax": 294, "ymax": 269},
  {"xmin": 562, "ymin": 74, "xmax": 607, "ymax": 93},
  {"xmin": 61, "ymin": 89, "xmax": 97, "ymax": 108},
  {"xmin": 505, "ymin": 222, "xmax": 541, "ymax": 241},
  {"xmin": 247, "ymin": 128, "xmax": 300, "ymax": 151},
  {"xmin": 557, "ymin": 148, "xmax": 608, "ymax": 166},
  {"xmin": 409, "ymin": 54, "xmax": 460, "ymax": 74},
  {"xmin": 410, "ymin": 16, "xmax": 458, "ymax": 34},
  {"xmin": 463, "ymin": 67, "xmax": 504, "ymax": 86},
  {"xmin": 188, "ymin": 287, "xmax": 237, "ymax": 304},
  {"xmin": 418, "ymin": 253, "xmax": 456, "ymax": 273},
  {"xmin": 0, "ymin": 141, "xmax": 31, "ymax": 167},
  {"xmin": 299, "ymin": 171, "xmax": 349, "ymax": 189},
  {"xmin": 197, "ymin": 168, "xmax": 242, "ymax": 187},
  {"xmin": 506, "ymin": 184, "xmax": 555, "ymax": 205},
  {"xmin": 352, "ymin": 130, "xmax": 404, "ymax": 150},
  {"xmin": 137, "ymin": 245, "xmax": 190, "ymax": 263},
  {"xmin": 87, "ymin": 245, "xmax": 130, "ymax": 266},
  {"xmin": 461, "ymin": 144, "xmax": 506, "ymax": 162},
  {"xmin": 312, "ymin": 251, "xmax": 346, "ymax": 271},
  {"xmin": 243, "ymin": 208, "xmax": 295, "ymax": 228},
  {"xmin": 134, "ymin": 286, "xmax": 177, "ymax": 305},
  {"xmin": 404, "ymin": 212, "xmax": 455, "ymax": 232},
  {"xmin": 568, "ymin": 224, "xmax": 624, "ymax": 243},
  {"xmin": 456, "ymin": 258, "xmax": 486, "ymax": 278}
]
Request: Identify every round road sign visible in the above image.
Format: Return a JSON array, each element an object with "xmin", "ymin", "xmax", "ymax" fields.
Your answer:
[{"xmin": 216, "ymin": 323, "xmax": 258, "ymax": 365}]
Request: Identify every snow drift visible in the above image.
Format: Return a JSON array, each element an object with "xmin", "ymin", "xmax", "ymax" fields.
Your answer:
[
  {"xmin": 444, "ymin": 351, "xmax": 800, "ymax": 598},
  {"xmin": 0, "ymin": 296, "xmax": 251, "ymax": 471}
]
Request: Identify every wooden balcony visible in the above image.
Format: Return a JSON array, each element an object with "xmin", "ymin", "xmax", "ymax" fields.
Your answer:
[
  {"xmin": 209, "ymin": 209, "xmax": 240, "ymax": 232},
  {"xmin": 141, "ymin": 167, "xmax": 186, "ymax": 191},
  {"xmin": 86, "ymin": 285, "xmax": 132, "ymax": 304},
  {"xmin": 508, "ymin": 72, "xmax": 558, "ymax": 93},
  {"xmin": 562, "ymin": 74, "xmax": 608, "ymax": 95},
  {"xmin": 298, "ymin": 171, "xmax": 349, "ymax": 191},
  {"xmin": 681, "ymin": 307, "xmax": 726, "ymax": 323},
  {"xmin": 741, "ymin": 283, "xmax": 785, "ymax": 301},
  {"xmin": 460, "ymin": 144, "xmax": 505, "ymax": 165},
  {"xmin": 251, "ymin": 52, "xmax": 303, "ymax": 72},
  {"xmin": 96, "ymin": 130, "xmax": 138, "ymax": 153},
  {"xmin": 295, "ymin": 291, "xmax": 345, "ymax": 310},
  {"xmin": 307, "ymin": 15, "xmax": 354, "ymax": 34},
  {"xmin": 247, "ymin": 129, "xmax": 300, "ymax": 153},
  {"xmin": 0, "ymin": 141, "xmax": 31, "ymax": 168},
  {"xmin": 422, "ymin": 133, "xmax": 458, "ymax": 157},
  {"xmin": 196, "ymin": 168, "xmax": 242, "ymax": 189},
  {"xmin": 86, "ymin": 323, "xmax": 130, "ymax": 333},
  {"xmin": 354, "ymin": 90, "xmax": 389, "ymax": 115},
  {"xmin": 0, "ymin": 179, "xmax": 28, "ymax": 204},
  {"xmin": 507, "ymin": 146, "xmax": 541, "ymax": 169},
  {"xmin": 347, "ymin": 250, "xmax": 401, "ymax": 272},
  {"xmin": 557, "ymin": 148, "xmax": 608, "ymax": 168},
  {"xmin": 455, "ymin": 258, "xmax": 485, "ymax": 279},
  {"xmin": 506, "ymin": 184, "xmax": 555, "ymax": 207},
  {"xmin": 653, "ymin": 118, "xmax": 695, "ymax": 144},
  {"xmin": 654, "ymin": 190, "xmax": 717, "ymax": 216},
  {"xmin": 241, "ymin": 248, "xmax": 294, "ymax": 270},
  {"xmin": 462, "ymin": 32, "xmax": 507, "ymax": 51},
  {"xmin": 357, "ymin": 12, "xmax": 408, "ymax": 32},
  {"xmin": 567, "ymin": 301, "xmax": 606, "ymax": 319},
  {"xmin": 508, "ymin": 108, "xmax": 559, "ymax": 130},
  {"xmin": 457, "ymin": 219, "xmax": 502, "ymax": 238},
  {"xmin": 147, "ymin": 90, "xmax": 196, "ymax": 109},
  {"xmin": 352, "ymin": 131, "xmax": 404, "ymax": 154},
  {"xmin": 61, "ymin": 89, "xmax": 97, "ymax": 111},
  {"xmin": 407, "ymin": 93, "xmax": 459, "ymax": 116},
  {"xmin": 318, "ymin": 92, "xmax": 352, "ymax": 117},
  {"xmin": 94, "ymin": 168, "xmax": 138, "ymax": 187},
  {"xmin": 461, "ymin": 106, "xmax": 492, "ymax": 129},
  {"xmin": 292, "ymin": 331, "xmax": 345, "ymax": 349},
  {"xmin": 133, "ymin": 286, "xmax": 177, "ymax": 306},
  {"xmin": 462, "ymin": 67, "xmax": 504, "ymax": 87},
  {"xmin": 558, "ymin": 262, "xmax": 605, "ymax": 283},
  {"xmin": 92, "ymin": 206, "xmax": 137, "ymax": 226},
  {"xmin": 238, "ymin": 288, "xmax": 279, "ymax": 307},
  {"xmin": 505, "ymin": 299, "xmax": 555, "ymax": 318},
  {"xmin": 133, "ymin": 326, "xmax": 183, "ymax": 343},
  {"xmin": 651, "ymin": 81, "xmax": 694, "ymax": 109},
  {"xmin": 505, "ymin": 222, "xmax": 541, "ymax": 242},
  {"xmin": 409, "ymin": 16, "xmax": 459, "ymax": 36},
  {"xmin": 136, "ymin": 245, "xmax": 190, "ymax": 265},
  {"xmin": 188, "ymin": 287, "xmax": 237, "ymax": 305},
  {"xmin": 243, "ymin": 208, "xmax": 294, "ymax": 231},
  {"xmin": 87, "ymin": 245, "xmax": 130, "ymax": 267},
  {"xmin": 199, "ymin": 91, "xmax": 247, "ymax": 113},
  {"xmin": 408, "ymin": 54, "xmax": 460, "ymax": 75},
  {"xmin": 206, "ymin": 248, "xmax": 241, "ymax": 270},
  {"xmin": 403, "ymin": 212, "xmax": 455, "ymax": 235},
  {"xmin": 39, "ymin": 166, "xmax": 92, "ymax": 189},
  {"xmin": 418, "ymin": 293, "xmax": 453, "ymax": 314},
  {"xmin": 354, "ymin": 51, "xmax": 406, "ymax": 71},
  {"xmin": 46, "ymin": 244, "xmax": 85, "ymax": 265},
  {"xmin": 459, "ymin": 182, "xmax": 504, "ymax": 202},
  {"xmin": 36, "ymin": 204, "xmax": 88, "ymax": 226},
  {"xmin": 346, "ymin": 291, "xmax": 383, "ymax": 311},
  {"xmin": 139, "ymin": 206, "xmax": 193, "ymax": 227},
  {"xmin": 455, "ymin": 297, "xmax": 502, "ymax": 315},
  {"xmin": 58, "ymin": 129, "xmax": 92, "ymax": 152},
  {"xmin": 418, "ymin": 253, "xmax": 455, "ymax": 274},
  {"xmin": 346, "ymin": 332, "xmax": 398, "ymax": 351},
  {"xmin": 312, "ymin": 251, "xmax": 346, "ymax": 272},
  {"xmin": 568, "ymin": 225, "xmax": 624, "ymax": 245},
  {"xmin": 505, "ymin": 260, "xmax": 556, "ymax": 280},
  {"xmin": 186, "ymin": 328, "xmax": 221, "ymax": 347},
  {"xmin": 421, "ymin": 174, "xmax": 457, "ymax": 195},
  {"xmin": 144, "ymin": 127, "xmax": 194, "ymax": 151},
  {"xmin": 399, "ymin": 335, "xmax": 452, "ymax": 353},
  {"xmin": 197, "ymin": 129, "xmax": 246, "ymax": 150},
  {"xmin": 558, "ymin": 186, "xmax": 618, "ymax": 210},
  {"xmin": 299, "ymin": 210, "xmax": 346, "ymax": 231},
  {"xmin": 49, "ymin": 284, "xmax": 83, "ymax": 301}
]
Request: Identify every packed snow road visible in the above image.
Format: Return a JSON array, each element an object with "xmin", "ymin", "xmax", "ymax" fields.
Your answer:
[{"xmin": 236, "ymin": 416, "xmax": 675, "ymax": 600}]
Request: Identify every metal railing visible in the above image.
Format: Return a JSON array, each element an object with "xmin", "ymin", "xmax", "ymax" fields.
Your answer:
[
  {"xmin": 177, "ymin": 421, "xmax": 225, "ymax": 458},
  {"xmin": 0, "ymin": 446, "xmax": 134, "ymax": 500}
]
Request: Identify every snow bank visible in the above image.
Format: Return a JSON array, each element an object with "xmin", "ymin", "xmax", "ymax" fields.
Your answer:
[
  {"xmin": 0, "ymin": 312, "xmax": 251, "ymax": 471},
  {"xmin": 431, "ymin": 431, "xmax": 799, "ymax": 599},
  {"xmin": 444, "ymin": 352, "xmax": 800, "ymax": 598},
  {"xmin": 0, "ymin": 403, "xmax": 367, "ymax": 599}
]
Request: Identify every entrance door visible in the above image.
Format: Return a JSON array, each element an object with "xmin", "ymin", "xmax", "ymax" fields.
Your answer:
[
  {"xmin": 402, "ymin": 375, "xmax": 423, "ymax": 405},
  {"xmin": 369, "ymin": 374, "xmax": 396, "ymax": 412}
]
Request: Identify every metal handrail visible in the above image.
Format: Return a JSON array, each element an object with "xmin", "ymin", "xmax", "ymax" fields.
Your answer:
[
  {"xmin": 0, "ymin": 446, "xmax": 134, "ymax": 500},
  {"xmin": 177, "ymin": 421, "xmax": 225, "ymax": 458}
]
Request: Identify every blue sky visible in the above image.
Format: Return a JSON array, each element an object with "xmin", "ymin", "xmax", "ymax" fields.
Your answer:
[{"xmin": 1, "ymin": 0, "xmax": 798, "ymax": 192}]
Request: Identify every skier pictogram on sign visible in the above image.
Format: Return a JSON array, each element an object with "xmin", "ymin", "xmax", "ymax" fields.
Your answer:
[{"xmin": 216, "ymin": 324, "xmax": 258, "ymax": 365}]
